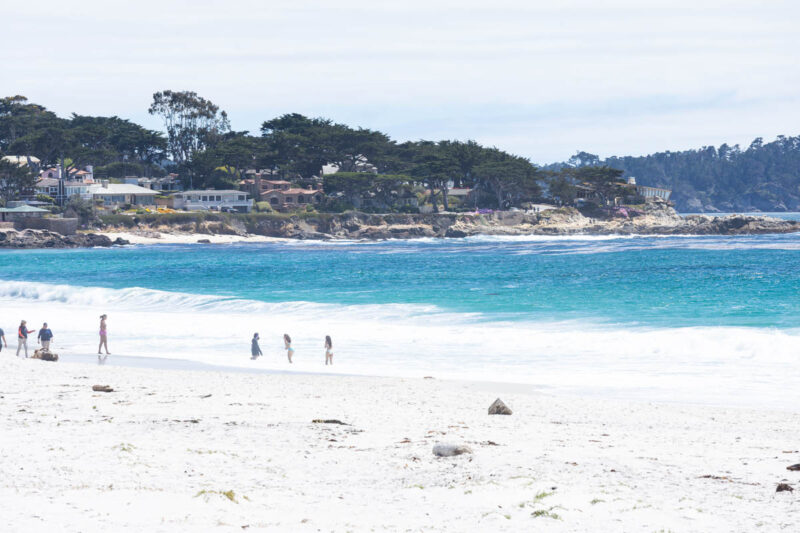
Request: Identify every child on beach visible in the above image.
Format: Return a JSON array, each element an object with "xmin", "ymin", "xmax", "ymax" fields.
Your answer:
[
  {"xmin": 251, "ymin": 333, "xmax": 263, "ymax": 359},
  {"xmin": 324, "ymin": 335, "xmax": 333, "ymax": 365},
  {"xmin": 16, "ymin": 320, "xmax": 35, "ymax": 358},
  {"xmin": 284, "ymin": 334, "xmax": 294, "ymax": 363},
  {"xmin": 98, "ymin": 314, "xmax": 110, "ymax": 358}
]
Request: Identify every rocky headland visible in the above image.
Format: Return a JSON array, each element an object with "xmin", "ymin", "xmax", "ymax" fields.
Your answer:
[
  {"xmin": 4, "ymin": 202, "xmax": 799, "ymax": 248},
  {"xmin": 98, "ymin": 201, "xmax": 800, "ymax": 242},
  {"xmin": 0, "ymin": 229, "xmax": 129, "ymax": 249}
]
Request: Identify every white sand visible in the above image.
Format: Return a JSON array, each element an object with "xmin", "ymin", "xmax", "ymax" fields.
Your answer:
[
  {"xmin": 2, "ymin": 357, "xmax": 798, "ymax": 532},
  {"xmin": 98, "ymin": 231, "xmax": 277, "ymax": 245}
]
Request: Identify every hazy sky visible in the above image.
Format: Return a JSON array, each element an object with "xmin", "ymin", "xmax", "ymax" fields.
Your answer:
[{"xmin": 4, "ymin": 0, "xmax": 799, "ymax": 163}]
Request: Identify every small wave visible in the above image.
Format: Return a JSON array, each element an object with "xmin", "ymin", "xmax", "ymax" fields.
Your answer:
[{"xmin": 0, "ymin": 279, "xmax": 476, "ymax": 324}]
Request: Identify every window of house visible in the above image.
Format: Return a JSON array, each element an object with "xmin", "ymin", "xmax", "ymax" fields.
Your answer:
[
  {"xmin": 216, "ymin": 195, "xmax": 222, "ymax": 201},
  {"xmin": 298, "ymin": 196, "xmax": 305, "ymax": 203},
  {"xmin": 202, "ymin": 195, "xmax": 208, "ymax": 201},
  {"xmin": 238, "ymin": 195, "xmax": 244, "ymax": 201},
  {"xmin": 286, "ymin": 197, "xmax": 294, "ymax": 203}
]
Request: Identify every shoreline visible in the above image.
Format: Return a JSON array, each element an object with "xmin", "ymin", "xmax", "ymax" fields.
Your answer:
[
  {"xmin": 3, "ymin": 207, "xmax": 800, "ymax": 249},
  {"xmin": 55, "ymin": 350, "xmax": 800, "ymax": 414},
  {"xmin": 4, "ymin": 356, "xmax": 799, "ymax": 531}
]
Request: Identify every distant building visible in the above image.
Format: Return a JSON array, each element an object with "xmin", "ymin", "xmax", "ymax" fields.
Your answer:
[
  {"xmin": 239, "ymin": 177, "xmax": 293, "ymax": 201},
  {"xmin": 35, "ymin": 178, "xmax": 60, "ymax": 197},
  {"xmin": 171, "ymin": 190, "xmax": 252, "ymax": 213},
  {"xmin": 635, "ymin": 185, "xmax": 672, "ymax": 201},
  {"xmin": 261, "ymin": 187, "xmax": 324, "ymax": 209},
  {"xmin": 83, "ymin": 182, "xmax": 158, "ymax": 209},
  {"xmin": 123, "ymin": 175, "xmax": 183, "ymax": 193},
  {"xmin": 0, "ymin": 205, "xmax": 49, "ymax": 222},
  {"xmin": 2, "ymin": 155, "xmax": 41, "ymax": 169}
]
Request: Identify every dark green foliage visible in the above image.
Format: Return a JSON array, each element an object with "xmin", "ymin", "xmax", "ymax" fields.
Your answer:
[
  {"xmin": 551, "ymin": 137, "xmax": 800, "ymax": 211},
  {"xmin": 0, "ymin": 158, "xmax": 35, "ymax": 205}
]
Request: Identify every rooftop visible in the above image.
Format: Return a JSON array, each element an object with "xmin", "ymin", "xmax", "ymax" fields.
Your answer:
[
  {"xmin": 86, "ymin": 183, "xmax": 158, "ymax": 195},
  {"xmin": 177, "ymin": 190, "xmax": 248, "ymax": 195},
  {"xmin": 0, "ymin": 205, "xmax": 50, "ymax": 213}
]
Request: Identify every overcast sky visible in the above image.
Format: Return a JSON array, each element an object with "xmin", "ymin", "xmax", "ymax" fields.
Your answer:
[{"xmin": 4, "ymin": 0, "xmax": 799, "ymax": 163}]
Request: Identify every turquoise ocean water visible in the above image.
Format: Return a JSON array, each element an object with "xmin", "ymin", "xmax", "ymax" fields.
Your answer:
[{"xmin": 1, "ymin": 232, "xmax": 799, "ymax": 408}]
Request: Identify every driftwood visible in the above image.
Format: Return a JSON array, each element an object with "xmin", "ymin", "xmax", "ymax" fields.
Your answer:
[
  {"xmin": 312, "ymin": 419, "xmax": 349, "ymax": 425},
  {"xmin": 92, "ymin": 385, "xmax": 114, "ymax": 393}
]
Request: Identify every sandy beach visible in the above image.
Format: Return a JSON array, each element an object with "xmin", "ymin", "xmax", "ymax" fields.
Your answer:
[
  {"xmin": 2, "ymin": 357, "xmax": 798, "ymax": 532},
  {"xmin": 97, "ymin": 231, "xmax": 277, "ymax": 245}
]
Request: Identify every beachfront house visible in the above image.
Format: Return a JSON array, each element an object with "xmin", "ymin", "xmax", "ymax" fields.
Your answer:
[
  {"xmin": 171, "ymin": 190, "xmax": 253, "ymax": 212},
  {"xmin": 82, "ymin": 182, "xmax": 158, "ymax": 209},
  {"xmin": 261, "ymin": 186, "xmax": 324, "ymax": 209},
  {"xmin": 239, "ymin": 176, "xmax": 292, "ymax": 201}
]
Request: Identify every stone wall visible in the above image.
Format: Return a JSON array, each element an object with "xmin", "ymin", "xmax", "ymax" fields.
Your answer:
[{"xmin": 15, "ymin": 217, "xmax": 79, "ymax": 235}]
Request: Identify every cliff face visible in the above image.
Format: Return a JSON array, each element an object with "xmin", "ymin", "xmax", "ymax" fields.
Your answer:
[{"xmin": 100, "ymin": 203, "xmax": 800, "ymax": 240}]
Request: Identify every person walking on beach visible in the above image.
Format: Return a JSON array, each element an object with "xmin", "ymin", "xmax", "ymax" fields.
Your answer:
[
  {"xmin": 37, "ymin": 323, "xmax": 54, "ymax": 351},
  {"xmin": 324, "ymin": 335, "xmax": 333, "ymax": 365},
  {"xmin": 251, "ymin": 333, "xmax": 263, "ymax": 359},
  {"xmin": 16, "ymin": 320, "xmax": 35, "ymax": 358},
  {"xmin": 98, "ymin": 314, "xmax": 110, "ymax": 356},
  {"xmin": 284, "ymin": 333, "xmax": 294, "ymax": 363},
  {"xmin": 0, "ymin": 326, "xmax": 6, "ymax": 353}
]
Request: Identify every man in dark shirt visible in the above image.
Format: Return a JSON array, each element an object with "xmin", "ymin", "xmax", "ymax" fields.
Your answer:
[{"xmin": 38, "ymin": 323, "xmax": 54, "ymax": 351}]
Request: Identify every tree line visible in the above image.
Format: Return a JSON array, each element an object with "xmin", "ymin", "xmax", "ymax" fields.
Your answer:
[
  {"xmin": 547, "ymin": 137, "xmax": 800, "ymax": 212},
  {"xmin": 0, "ymin": 92, "xmax": 551, "ymax": 211},
  {"xmin": 5, "ymin": 91, "xmax": 797, "ymax": 212}
]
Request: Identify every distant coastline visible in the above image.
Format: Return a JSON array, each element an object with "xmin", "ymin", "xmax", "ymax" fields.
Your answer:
[
  {"xmin": 95, "ymin": 202, "xmax": 800, "ymax": 244},
  {"xmin": 2, "ymin": 203, "xmax": 800, "ymax": 249}
]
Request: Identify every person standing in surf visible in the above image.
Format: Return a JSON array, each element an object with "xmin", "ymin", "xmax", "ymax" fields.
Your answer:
[
  {"xmin": 284, "ymin": 333, "xmax": 294, "ymax": 363},
  {"xmin": 251, "ymin": 333, "xmax": 263, "ymax": 359},
  {"xmin": 324, "ymin": 335, "xmax": 333, "ymax": 365},
  {"xmin": 16, "ymin": 320, "xmax": 35, "ymax": 358},
  {"xmin": 98, "ymin": 314, "xmax": 110, "ymax": 357}
]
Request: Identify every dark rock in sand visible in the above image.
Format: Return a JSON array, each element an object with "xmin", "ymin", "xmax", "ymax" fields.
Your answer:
[
  {"xmin": 488, "ymin": 398, "xmax": 513, "ymax": 415},
  {"xmin": 112, "ymin": 237, "xmax": 130, "ymax": 246},
  {"xmin": 312, "ymin": 419, "xmax": 349, "ymax": 425},
  {"xmin": 787, "ymin": 464, "xmax": 800, "ymax": 471},
  {"xmin": 776, "ymin": 483, "xmax": 794, "ymax": 492},
  {"xmin": 197, "ymin": 238, "xmax": 211, "ymax": 243},
  {"xmin": 92, "ymin": 385, "xmax": 114, "ymax": 393}
]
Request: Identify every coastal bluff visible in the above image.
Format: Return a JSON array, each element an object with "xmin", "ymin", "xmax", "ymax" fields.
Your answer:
[{"xmin": 99, "ymin": 202, "xmax": 800, "ymax": 242}]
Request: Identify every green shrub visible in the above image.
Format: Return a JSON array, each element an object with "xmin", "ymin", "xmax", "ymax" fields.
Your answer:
[{"xmin": 99, "ymin": 214, "xmax": 136, "ymax": 228}]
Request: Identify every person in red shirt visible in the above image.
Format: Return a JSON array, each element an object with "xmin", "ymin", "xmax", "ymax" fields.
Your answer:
[{"xmin": 16, "ymin": 320, "xmax": 35, "ymax": 358}]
